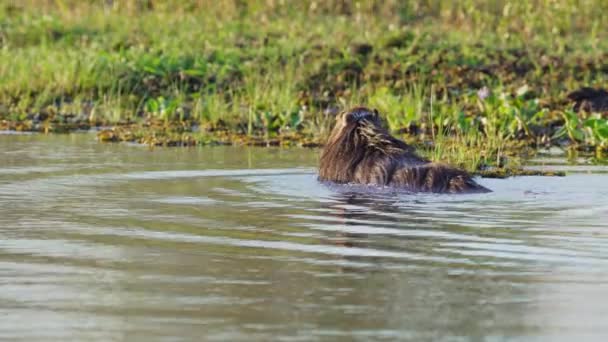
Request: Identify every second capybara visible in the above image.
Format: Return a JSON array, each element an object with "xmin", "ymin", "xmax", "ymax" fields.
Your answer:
[{"xmin": 567, "ymin": 87, "xmax": 608, "ymax": 112}]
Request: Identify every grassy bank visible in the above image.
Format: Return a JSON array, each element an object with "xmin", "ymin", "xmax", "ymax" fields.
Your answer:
[{"xmin": 1, "ymin": 0, "xmax": 608, "ymax": 171}]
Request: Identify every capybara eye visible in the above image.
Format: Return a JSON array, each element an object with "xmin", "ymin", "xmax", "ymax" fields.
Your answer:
[{"xmin": 344, "ymin": 112, "xmax": 356, "ymax": 123}]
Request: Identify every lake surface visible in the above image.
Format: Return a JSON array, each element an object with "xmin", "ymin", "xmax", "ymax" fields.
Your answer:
[{"xmin": 1, "ymin": 133, "xmax": 608, "ymax": 341}]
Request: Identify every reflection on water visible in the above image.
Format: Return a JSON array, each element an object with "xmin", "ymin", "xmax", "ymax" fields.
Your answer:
[{"xmin": 1, "ymin": 133, "xmax": 608, "ymax": 340}]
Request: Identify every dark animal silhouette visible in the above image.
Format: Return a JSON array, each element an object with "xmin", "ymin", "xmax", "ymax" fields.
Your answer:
[
  {"xmin": 567, "ymin": 87, "xmax": 608, "ymax": 112},
  {"xmin": 318, "ymin": 107, "xmax": 490, "ymax": 193}
]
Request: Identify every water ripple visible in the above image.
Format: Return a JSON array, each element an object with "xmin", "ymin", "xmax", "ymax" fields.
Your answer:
[{"xmin": 2, "ymin": 135, "xmax": 608, "ymax": 340}]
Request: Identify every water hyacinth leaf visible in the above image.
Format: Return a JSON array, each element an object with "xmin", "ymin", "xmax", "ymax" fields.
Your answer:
[
  {"xmin": 571, "ymin": 129, "xmax": 585, "ymax": 142},
  {"xmin": 165, "ymin": 98, "xmax": 179, "ymax": 116},
  {"xmin": 145, "ymin": 98, "xmax": 160, "ymax": 113},
  {"xmin": 583, "ymin": 117, "xmax": 600, "ymax": 129},
  {"xmin": 289, "ymin": 110, "xmax": 303, "ymax": 129},
  {"xmin": 567, "ymin": 124, "xmax": 585, "ymax": 142},
  {"xmin": 591, "ymin": 119, "xmax": 608, "ymax": 141}
]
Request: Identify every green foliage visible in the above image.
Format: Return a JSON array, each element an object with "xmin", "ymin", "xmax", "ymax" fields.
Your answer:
[
  {"xmin": 144, "ymin": 96, "xmax": 184, "ymax": 122},
  {"xmin": 555, "ymin": 111, "xmax": 608, "ymax": 148},
  {"xmin": 584, "ymin": 116, "xmax": 608, "ymax": 148},
  {"xmin": 368, "ymin": 86, "xmax": 425, "ymax": 131},
  {"xmin": 1, "ymin": 0, "xmax": 608, "ymax": 170},
  {"xmin": 476, "ymin": 86, "xmax": 548, "ymax": 139}
]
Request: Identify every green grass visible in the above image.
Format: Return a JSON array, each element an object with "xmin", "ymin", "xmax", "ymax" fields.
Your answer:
[{"xmin": 1, "ymin": 0, "xmax": 608, "ymax": 171}]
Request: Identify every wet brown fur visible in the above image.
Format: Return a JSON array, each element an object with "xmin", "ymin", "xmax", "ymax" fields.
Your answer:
[
  {"xmin": 319, "ymin": 107, "xmax": 490, "ymax": 193},
  {"xmin": 567, "ymin": 87, "xmax": 608, "ymax": 112}
]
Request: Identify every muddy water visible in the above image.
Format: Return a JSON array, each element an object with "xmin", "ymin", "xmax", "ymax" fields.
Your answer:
[{"xmin": 1, "ymin": 133, "xmax": 608, "ymax": 341}]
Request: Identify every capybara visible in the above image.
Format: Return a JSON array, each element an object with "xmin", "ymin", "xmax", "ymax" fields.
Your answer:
[
  {"xmin": 567, "ymin": 87, "xmax": 608, "ymax": 112},
  {"xmin": 318, "ymin": 107, "xmax": 490, "ymax": 193}
]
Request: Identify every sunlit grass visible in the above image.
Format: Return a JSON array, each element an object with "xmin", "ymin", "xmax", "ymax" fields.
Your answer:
[{"xmin": 1, "ymin": 0, "xmax": 608, "ymax": 171}]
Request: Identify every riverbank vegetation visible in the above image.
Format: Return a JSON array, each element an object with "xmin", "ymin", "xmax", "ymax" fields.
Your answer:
[{"xmin": 1, "ymin": 0, "xmax": 607, "ymax": 172}]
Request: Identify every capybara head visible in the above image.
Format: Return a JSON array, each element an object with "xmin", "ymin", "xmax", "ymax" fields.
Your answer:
[{"xmin": 319, "ymin": 106, "xmax": 420, "ymax": 184}]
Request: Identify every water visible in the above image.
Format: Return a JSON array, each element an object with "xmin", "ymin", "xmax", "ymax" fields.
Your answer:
[{"xmin": 1, "ymin": 133, "xmax": 608, "ymax": 341}]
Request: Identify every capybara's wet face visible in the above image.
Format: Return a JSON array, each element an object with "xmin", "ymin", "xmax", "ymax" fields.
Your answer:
[
  {"xmin": 319, "ymin": 106, "xmax": 490, "ymax": 193},
  {"xmin": 320, "ymin": 106, "xmax": 417, "ymax": 185},
  {"xmin": 326, "ymin": 107, "xmax": 382, "ymax": 146}
]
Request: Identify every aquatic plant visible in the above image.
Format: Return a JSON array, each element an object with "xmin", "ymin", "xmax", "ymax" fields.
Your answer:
[{"xmin": 555, "ymin": 110, "xmax": 608, "ymax": 149}]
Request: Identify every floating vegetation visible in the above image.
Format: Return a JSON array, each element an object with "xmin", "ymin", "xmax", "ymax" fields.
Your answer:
[
  {"xmin": 95, "ymin": 123, "xmax": 323, "ymax": 148},
  {"xmin": 477, "ymin": 168, "xmax": 566, "ymax": 179}
]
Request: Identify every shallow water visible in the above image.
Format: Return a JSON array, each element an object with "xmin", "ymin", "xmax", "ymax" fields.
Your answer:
[{"xmin": 1, "ymin": 133, "xmax": 608, "ymax": 341}]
